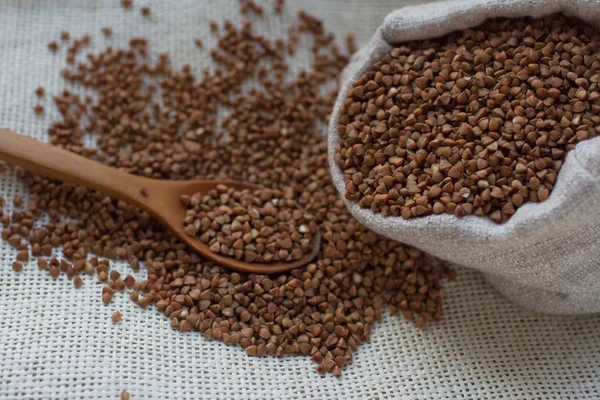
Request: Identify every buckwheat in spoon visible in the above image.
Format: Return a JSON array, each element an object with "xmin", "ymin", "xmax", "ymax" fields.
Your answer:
[{"xmin": 0, "ymin": 129, "xmax": 320, "ymax": 274}]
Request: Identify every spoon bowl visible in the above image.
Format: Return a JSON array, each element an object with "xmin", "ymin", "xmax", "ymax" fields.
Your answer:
[
  {"xmin": 0, "ymin": 129, "xmax": 320, "ymax": 274},
  {"xmin": 138, "ymin": 179, "xmax": 321, "ymax": 274}
]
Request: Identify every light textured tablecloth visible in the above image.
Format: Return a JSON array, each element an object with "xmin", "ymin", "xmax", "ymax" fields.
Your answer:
[{"xmin": 0, "ymin": 1, "xmax": 599, "ymax": 399}]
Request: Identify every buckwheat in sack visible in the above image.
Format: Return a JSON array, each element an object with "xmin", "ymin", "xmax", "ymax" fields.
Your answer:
[{"xmin": 328, "ymin": 0, "xmax": 600, "ymax": 314}]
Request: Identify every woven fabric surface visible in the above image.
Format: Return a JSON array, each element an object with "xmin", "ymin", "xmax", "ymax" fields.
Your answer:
[
  {"xmin": 0, "ymin": 1, "xmax": 599, "ymax": 399},
  {"xmin": 327, "ymin": 0, "xmax": 600, "ymax": 315}
]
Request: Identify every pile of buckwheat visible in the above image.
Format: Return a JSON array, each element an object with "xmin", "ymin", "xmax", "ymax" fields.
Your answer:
[
  {"xmin": 1, "ymin": 3, "xmax": 453, "ymax": 376},
  {"xmin": 335, "ymin": 14, "xmax": 600, "ymax": 223},
  {"xmin": 182, "ymin": 185, "xmax": 317, "ymax": 263}
]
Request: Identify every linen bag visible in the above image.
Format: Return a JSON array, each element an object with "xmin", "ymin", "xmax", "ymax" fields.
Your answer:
[{"xmin": 328, "ymin": 0, "xmax": 600, "ymax": 314}]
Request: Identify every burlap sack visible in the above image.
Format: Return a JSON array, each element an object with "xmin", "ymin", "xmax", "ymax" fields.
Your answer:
[{"xmin": 328, "ymin": 0, "xmax": 600, "ymax": 315}]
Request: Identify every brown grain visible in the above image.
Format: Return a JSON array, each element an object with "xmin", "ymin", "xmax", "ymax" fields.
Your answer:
[
  {"xmin": 114, "ymin": 278, "xmax": 125, "ymax": 291},
  {"xmin": 3, "ymin": 7, "xmax": 453, "ymax": 376},
  {"xmin": 240, "ymin": 0, "xmax": 263, "ymax": 16},
  {"xmin": 73, "ymin": 275, "xmax": 83, "ymax": 288},
  {"xmin": 37, "ymin": 258, "xmax": 48, "ymax": 269},
  {"xmin": 182, "ymin": 185, "xmax": 317, "ymax": 262},
  {"xmin": 102, "ymin": 292, "xmax": 113, "ymax": 305},
  {"xmin": 16, "ymin": 251, "xmax": 29, "ymax": 262},
  {"xmin": 124, "ymin": 275, "xmax": 136, "ymax": 288},
  {"xmin": 346, "ymin": 33, "xmax": 356, "ymax": 54},
  {"xmin": 335, "ymin": 14, "xmax": 600, "ymax": 224},
  {"xmin": 274, "ymin": 0, "xmax": 284, "ymax": 14},
  {"xmin": 49, "ymin": 266, "xmax": 60, "ymax": 279},
  {"xmin": 112, "ymin": 311, "xmax": 122, "ymax": 323}
]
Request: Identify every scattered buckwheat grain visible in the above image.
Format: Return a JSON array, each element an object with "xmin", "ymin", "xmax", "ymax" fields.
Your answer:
[
  {"xmin": 16, "ymin": 251, "xmax": 29, "ymax": 262},
  {"xmin": 73, "ymin": 275, "xmax": 83, "ymax": 288},
  {"xmin": 4, "ymin": 7, "xmax": 453, "ymax": 376},
  {"xmin": 112, "ymin": 311, "xmax": 122, "ymax": 323},
  {"xmin": 275, "ymin": 0, "xmax": 284, "ymax": 14}
]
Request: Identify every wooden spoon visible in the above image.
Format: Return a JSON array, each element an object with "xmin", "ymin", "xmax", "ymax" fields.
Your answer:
[{"xmin": 0, "ymin": 129, "xmax": 320, "ymax": 274}]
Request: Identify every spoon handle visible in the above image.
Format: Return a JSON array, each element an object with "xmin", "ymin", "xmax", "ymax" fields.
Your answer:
[{"xmin": 0, "ymin": 129, "xmax": 147, "ymax": 206}]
